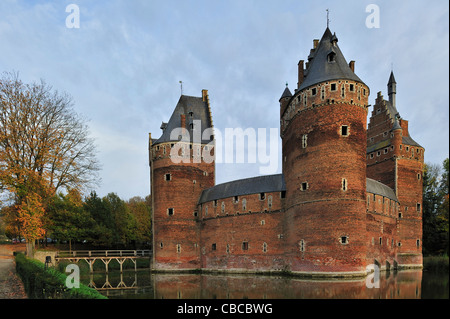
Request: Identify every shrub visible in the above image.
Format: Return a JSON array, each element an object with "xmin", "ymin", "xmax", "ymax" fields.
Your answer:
[{"xmin": 15, "ymin": 253, "xmax": 107, "ymax": 299}]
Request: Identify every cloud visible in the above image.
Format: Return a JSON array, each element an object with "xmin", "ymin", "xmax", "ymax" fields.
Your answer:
[{"xmin": 1, "ymin": 0, "xmax": 448, "ymax": 199}]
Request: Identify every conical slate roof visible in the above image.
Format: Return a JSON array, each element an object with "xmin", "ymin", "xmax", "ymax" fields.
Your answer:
[
  {"xmin": 279, "ymin": 86, "xmax": 292, "ymax": 100},
  {"xmin": 298, "ymin": 28, "xmax": 364, "ymax": 91}
]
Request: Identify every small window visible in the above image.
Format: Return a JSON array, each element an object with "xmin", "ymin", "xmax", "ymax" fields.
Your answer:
[
  {"xmin": 301, "ymin": 182, "xmax": 308, "ymax": 191},
  {"xmin": 268, "ymin": 195, "xmax": 273, "ymax": 208},
  {"xmin": 370, "ymin": 153, "xmax": 374, "ymax": 159},
  {"xmin": 212, "ymin": 243, "xmax": 216, "ymax": 251},
  {"xmin": 341, "ymin": 125, "xmax": 349, "ymax": 136},
  {"xmin": 176, "ymin": 244, "xmax": 181, "ymax": 253},
  {"xmin": 165, "ymin": 173, "xmax": 171, "ymax": 181},
  {"xmin": 341, "ymin": 236, "xmax": 348, "ymax": 244},
  {"xmin": 167, "ymin": 208, "xmax": 174, "ymax": 216},
  {"xmin": 379, "ymin": 237, "xmax": 382, "ymax": 245},
  {"xmin": 221, "ymin": 202, "xmax": 225, "ymax": 213},
  {"xmin": 302, "ymin": 134, "xmax": 308, "ymax": 148},
  {"xmin": 233, "ymin": 196, "xmax": 239, "ymax": 203},
  {"xmin": 260, "ymin": 220, "xmax": 265, "ymax": 226},
  {"xmin": 188, "ymin": 111, "xmax": 194, "ymax": 117},
  {"xmin": 342, "ymin": 178, "xmax": 347, "ymax": 191},
  {"xmin": 416, "ymin": 239, "xmax": 420, "ymax": 247},
  {"xmin": 299, "ymin": 239, "xmax": 305, "ymax": 252},
  {"xmin": 341, "ymin": 86, "xmax": 345, "ymax": 98},
  {"xmin": 377, "ymin": 151, "xmax": 381, "ymax": 157},
  {"xmin": 226, "ymin": 244, "xmax": 230, "ymax": 254},
  {"xmin": 331, "ymin": 83, "xmax": 337, "ymax": 91},
  {"xmin": 213, "ymin": 200, "xmax": 218, "ymax": 207},
  {"xmin": 262, "ymin": 242, "xmax": 267, "ymax": 253},
  {"xmin": 193, "ymin": 211, "xmax": 198, "ymax": 217},
  {"xmin": 280, "ymin": 191, "xmax": 286, "ymax": 199},
  {"xmin": 311, "ymin": 88, "xmax": 317, "ymax": 96},
  {"xmin": 260, "ymin": 193, "xmax": 265, "ymax": 200},
  {"xmin": 417, "ymin": 173, "xmax": 421, "ymax": 180},
  {"xmin": 416, "ymin": 203, "xmax": 421, "ymax": 212},
  {"xmin": 384, "ymin": 148, "xmax": 388, "ymax": 154},
  {"xmin": 160, "ymin": 242, "xmax": 163, "ymax": 249},
  {"xmin": 349, "ymin": 84, "xmax": 354, "ymax": 92},
  {"xmin": 242, "ymin": 199, "xmax": 247, "ymax": 211},
  {"xmin": 242, "ymin": 242, "xmax": 249, "ymax": 250}
]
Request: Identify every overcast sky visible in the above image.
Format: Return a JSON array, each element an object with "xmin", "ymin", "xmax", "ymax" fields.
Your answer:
[{"xmin": 1, "ymin": 0, "xmax": 448, "ymax": 200}]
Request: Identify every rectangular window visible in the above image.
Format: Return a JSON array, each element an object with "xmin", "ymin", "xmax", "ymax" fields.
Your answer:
[
  {"xmin": 311, "ymin": 88, "xmax": 317, "ymax": 96},
  {"xmin": 341, "ymin": 125, "xmax": 349, "ymax": 136},
  {"xmin": 341, "ymin": 236, "xmax": 348, "ymax": 244},
  {"xmin": 331, "ymin": 83, "xmax": 336, "ymax": 91},
  {"xmin": 349, "ymin": 84, "xmax": 354, "ymax": 91},
  {"xmin": 260, "ymin": 193, "xmax": 265, "ymax": 200},
  {"xmin": 280, "ymin": 191, "xmax": 286, "ymax": 199},
  {"xmin": 212, "ymin": 243, "xmax": 216, "ymax": 251},
  {"xmin": 167, "ymin": 208, "xmax": 174, "ymax": 216},
  {"xmin": 165, "ymin": 173, "xmax": 171, "ymax": 181},
  {"xmin": 242, "ymin": 242, "xmax": 248, "ymax": 250},
  {"xmin": 301, "ymin": 182, "xmax": 308, "ymax": 191},
  {"xmin": 176, "ymin": 244, "xmax": 181, "ymax": 253},
  {"xmin": 233, "ymin": 196, "xmax": 239, "ymax": 203},
  {"xmin": 417, "ymin": 203, "xmax": 421, "ymax": 212}
]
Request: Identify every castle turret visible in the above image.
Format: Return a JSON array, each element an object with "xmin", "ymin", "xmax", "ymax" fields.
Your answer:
[
  {"xmin": 150, "ymin": 90, "xmax": 215, "ymax": 271},
  {"xmin": 388, "ymin": 71, "xmax": 397, "ymax": 108},
  {"xmin": 281, "ymin": 28, "xmax": 370, "ymax": 275}
]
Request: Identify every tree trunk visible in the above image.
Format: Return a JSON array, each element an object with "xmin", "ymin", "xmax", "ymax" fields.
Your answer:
[{"xmin": 26, "ymin": 239, "xmax": 35, "ymax": 258}]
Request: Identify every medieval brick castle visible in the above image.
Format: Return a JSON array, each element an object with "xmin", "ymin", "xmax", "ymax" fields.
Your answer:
[{"xmin": 149, "ymin": 27, "xmax": 424, "ymax": 277}]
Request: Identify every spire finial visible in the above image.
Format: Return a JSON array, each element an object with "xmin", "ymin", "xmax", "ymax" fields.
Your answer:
[
  {"xmin": 326, "ymin": 9, "xmax": 330, "ymax": 28},
  {"xmin": 286, "ymin": 81, "xmax": 288, "ymax": 87},
  {"xmin": 179, "ymin": 80, "xmax": 183, "ymax": 95}
]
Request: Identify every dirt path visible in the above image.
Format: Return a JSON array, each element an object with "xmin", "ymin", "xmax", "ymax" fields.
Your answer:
[{"xmin": 0, "ymin": 244, "xmax": 27, "ymax": 299}]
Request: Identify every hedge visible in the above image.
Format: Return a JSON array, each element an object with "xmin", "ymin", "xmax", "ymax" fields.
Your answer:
[{"xmin": 15, "ymin": 253, "xmax": 107, "ymax": 299}]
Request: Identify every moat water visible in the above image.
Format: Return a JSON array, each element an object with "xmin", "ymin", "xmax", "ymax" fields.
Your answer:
[{"xmin": 81, "ymin": 269, "xmax": 449, "ymax": 299}]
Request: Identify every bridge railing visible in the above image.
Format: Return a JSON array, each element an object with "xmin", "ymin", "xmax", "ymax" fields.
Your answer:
[{"xmin": 55, "ymin": 250, "xmax": 152, "ymax": 259}]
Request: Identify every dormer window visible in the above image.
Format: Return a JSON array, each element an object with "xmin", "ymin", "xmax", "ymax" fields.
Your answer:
[{"xmin": 327, "ymin": 51, "xmax": 336, "ymax": 63}]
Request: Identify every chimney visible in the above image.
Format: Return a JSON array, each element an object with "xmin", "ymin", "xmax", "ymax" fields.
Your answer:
[
  {"xmin": 349, "ymin": 60, "xmax": 355, "ymax": 72},
  {"xmin": 180, "ymin": 114, "xmax": 186, "ymax": 129},
  {"xmin": 297, "ymin": 60, "xmax": 304, "ymax": 89},
  {"xmin": 313, "ymin": 39, "xmax": 319, "ymax": 49},
  {"xmin": 202, "ymin": 89, "xmax": 209, "ymax": 102}
]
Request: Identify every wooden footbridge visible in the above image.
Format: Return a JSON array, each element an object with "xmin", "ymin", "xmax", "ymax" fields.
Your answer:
[{"xmin": 55, "ymin": 250, "xmax": 152, "ymax": 273}]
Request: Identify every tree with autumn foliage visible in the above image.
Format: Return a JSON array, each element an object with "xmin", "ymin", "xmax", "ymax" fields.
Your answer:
[{"xmin": 0, "ymin": 72, "xmax": 100, "ymax": 256}]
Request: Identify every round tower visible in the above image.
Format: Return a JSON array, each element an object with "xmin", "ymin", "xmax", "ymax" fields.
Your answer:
[
  {"xmin": 150, "ymin": 91, "xmax": 215, "ymax": 271},
  {"xmin": 281, "ymin": 28, "xmax": 370, "ymax": 275}
]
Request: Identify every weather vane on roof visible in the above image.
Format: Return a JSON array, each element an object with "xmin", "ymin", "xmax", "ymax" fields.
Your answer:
[
  {"xmin": 179, "ymin": 80, "xmax": 183, "ymax": 95},
  {"xmin": 326, "ymin": 9, "xmax": 330, "ymax": 28}
]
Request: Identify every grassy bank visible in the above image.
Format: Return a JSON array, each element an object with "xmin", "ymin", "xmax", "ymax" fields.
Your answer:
[
  {"xmin": 15, "ymin": 253, "xmax": 107, "ymax": 299},
  {"xmin": 423, "ymin": 255, "xmax": 449, "ymax": 273}
]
